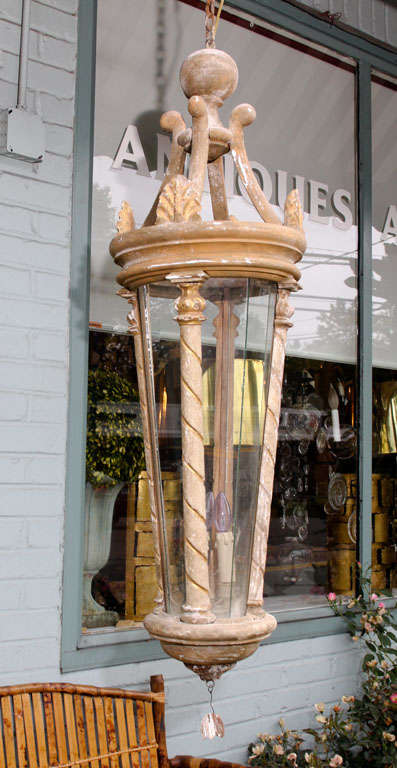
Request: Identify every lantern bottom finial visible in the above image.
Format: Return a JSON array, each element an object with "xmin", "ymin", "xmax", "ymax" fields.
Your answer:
[{"xmin": 184, "ymin": 662, "xmax": 235, "ymax": 682}]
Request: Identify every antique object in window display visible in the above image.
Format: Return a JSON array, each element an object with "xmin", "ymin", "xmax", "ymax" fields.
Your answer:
[
  {"xmin": 374, "ymin": 380, "xmax": 397, "ymax": 455},
  {"xmin": 109, "ymin": 0, "xmax": 306, "ymax": 728},
  {"xmin": 121, "ymin": 471, "xmax": 182, "ymax": 625},
  {"xmin": 122, "ymin": 472, "xmax": 161, "ymax": 625},
  {"xmin": 85, "ymin": 332, "xmax": 183, "ymax": 628},
  {"xmin": 264, "ymin": 360, "xmax": 360, "ymax": 598},
  {"xmin": 83, "ymin": 482, "xmax": 122, "ymax": 628},
  {"xmin": 326, "ymin": 466, "xmax": 396, "ymax": 594},
  {"xmin": 328, "ymin": 383, "xmax": 341, "ymax": 443},
  {"xmin": 372, "ymin": 370, "xmax": 397, "ymax": 592},
  {"xmin": 83, "ymin": 363, "xmax": 144, "ymax": 628},
  {"xmin": 327, "ymin": 472, "xmax": 348, "ymax": 511},
  {"xmin": 316, "ymin": 426, "xmax": 328, "ymax": 454}
]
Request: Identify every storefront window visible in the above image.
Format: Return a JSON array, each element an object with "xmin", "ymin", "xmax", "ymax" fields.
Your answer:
[
  {"xmin": 83, "ymin": 0, "xmax": 359, "ymax": 632},
  {"xmin": 372, "ymin": 75, "xmax": 397, "ymax": 595}
]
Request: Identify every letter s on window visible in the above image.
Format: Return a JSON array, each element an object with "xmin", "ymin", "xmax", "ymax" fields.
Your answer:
[{"xmin": 332, "ymin": 189, "xmax": 353, "ymax": 231}]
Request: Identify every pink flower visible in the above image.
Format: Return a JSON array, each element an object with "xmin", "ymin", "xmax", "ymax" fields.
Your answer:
[
  {"xmin": 390, "ymin": 693, "xmax": 397, "ymax": 704},
  {"xmin": 370, "ymin": 593, "xmax": 378, "ymax": 601},
  {"xmin": 329, "ymin": 756, "xmax": 343, "ymax": 767},
  {"xmin": 378, "ymin": 602, "xmax": 385, "ymax": 610},
  {"xmin": 287, "ymin": 754, "xmax": 297, "ymax": 764},
  {"xmin": 273, "ymin": 744, "xmax": 284, "ymax": 755},
  {"xmin": 327, "ymin": 592, "xmax": 337, "ymax": 601}
]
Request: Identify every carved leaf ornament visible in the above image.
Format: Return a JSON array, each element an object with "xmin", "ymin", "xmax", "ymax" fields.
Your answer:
[
  {"xmin": 284, "ymin": 188, "xmax": 304, "ymax": 230},
  {"xmin": 156, "ymin": 175, "xmax": 202, "ymax": 224},
  {"xmin": 116, "ymin": 200, "xmax": 135, "ymax": 233}
]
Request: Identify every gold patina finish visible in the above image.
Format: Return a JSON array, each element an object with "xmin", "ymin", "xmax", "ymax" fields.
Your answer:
[
  {"xmin": 110, "ymin": 39, "xmax": 306, "ymax": 680},
  {"xmin": 173, "ymin": 274, "xmax": 215, "ymax": 625}
]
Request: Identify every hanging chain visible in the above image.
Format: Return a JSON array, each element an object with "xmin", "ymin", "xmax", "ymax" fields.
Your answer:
[
  {"xmin": 205, "ymin": 0, "xmax": 216, "ymax": 48},
  {"xmin": 156, "ymin": 0, "xmax": 166, "ymax": 110},
  {"xmin": 204, "ymin": 0, "xmax": 225, "ymax": 49}
]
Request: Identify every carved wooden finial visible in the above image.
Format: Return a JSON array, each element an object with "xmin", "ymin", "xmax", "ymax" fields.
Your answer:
[
  {"xmin": 116, "ymin": 201, "xmax": 135, "ymax": 233},
  {"xmin": 180, "ymin": 48, "xmax": 238, "ymax": 104}
]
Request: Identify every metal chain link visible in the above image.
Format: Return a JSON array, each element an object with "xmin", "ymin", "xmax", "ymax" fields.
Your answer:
[
  {"xmin": 156, "ymin": 0, "xmax": 166, "ymax": 110},
  {"xmin": 205, "ymin": 0, "xmax": 216, "ymax": 48}
]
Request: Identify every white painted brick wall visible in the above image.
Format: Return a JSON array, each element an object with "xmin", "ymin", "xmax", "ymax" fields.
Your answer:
[
  {"xmin": 0, "ymin": 0, "xmax": 388, "ymax": 764},
  {"xmin": 0, "ymin": 0, "xmax": 75, "ymax": 711}
]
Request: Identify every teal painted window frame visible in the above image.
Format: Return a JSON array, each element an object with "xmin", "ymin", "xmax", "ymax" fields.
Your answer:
[{"xmin": 61, "ymin": 0, "xmax": 397, "ymax": 672}]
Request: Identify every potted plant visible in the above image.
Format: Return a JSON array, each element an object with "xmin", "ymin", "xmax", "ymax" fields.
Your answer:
[{"xmin": 83, "ymin": 368, "xmax": 144, "ymax": 628}]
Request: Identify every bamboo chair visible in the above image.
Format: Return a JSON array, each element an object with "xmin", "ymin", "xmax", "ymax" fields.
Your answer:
[{"xmin": 0, "ymin": 675, "xmax": 247, "ymax": 768}]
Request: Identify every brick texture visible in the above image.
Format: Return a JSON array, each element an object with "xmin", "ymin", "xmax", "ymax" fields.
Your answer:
[
  {"xmin": 0, "ymin": 0, "xmax": 74, "ymax": 709},
  {"xmin": 0, "ymin": 1, "xmax": 389, "ymax": 765}
]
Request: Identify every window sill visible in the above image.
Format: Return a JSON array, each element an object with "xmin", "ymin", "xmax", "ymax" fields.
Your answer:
[
  {"xmin": 62, "ymin": 601, "xmax": 344, "ymax": 673},
  {"xmin": 65, "ymin": 596, "xmax": 396, "ymax": 673},
  {"xmin": 78, "ymin": 624, "xmax": 148, "ymax": 649},
  {"xmin": 78, "ymin": 598, "xmax": 333, "ymax": 650}
]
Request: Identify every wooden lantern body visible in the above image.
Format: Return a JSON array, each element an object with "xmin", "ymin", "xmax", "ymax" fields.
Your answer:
[{"xmin": 110, "ymin": 47, "xmax": 306, "ymax": 681}]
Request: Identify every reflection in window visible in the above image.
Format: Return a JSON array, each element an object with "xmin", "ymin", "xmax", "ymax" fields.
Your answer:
[
  {"xmin": 372, "ymin": 78, "xmax": 397, "ymax": 596},
  {"xmin": 84, "ymin": 0, "xmax": 365, "ymax": 632},
  {"xmin": 265, "ymin": 358, "xmax": 358, "ymax": 608},
  {"xmin": 373, "ymin": 369, "xmax": 397, "ymax": 594},
  {"xmin": 83, "ymin": 331, "xmax": 148, "ymax": 629}
]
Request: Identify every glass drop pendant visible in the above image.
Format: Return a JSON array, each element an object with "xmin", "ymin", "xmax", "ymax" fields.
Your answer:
[
  {"xmin": 201, "ymin": 680, "xmax": 225, "ymax": 739},
  {"xmin": 200, "ymin": 712, "xmax": 225, "ymax": 739}
]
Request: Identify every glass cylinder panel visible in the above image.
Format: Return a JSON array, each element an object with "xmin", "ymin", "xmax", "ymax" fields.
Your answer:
[{"xmin": 147, "ymin": 278, "xmax": 277, "ymax": 618}]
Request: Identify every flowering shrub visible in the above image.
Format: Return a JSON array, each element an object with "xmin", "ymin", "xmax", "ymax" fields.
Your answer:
[{"xmin": 248, "ymin": 569, "xmax": 396, "ymax": 768}]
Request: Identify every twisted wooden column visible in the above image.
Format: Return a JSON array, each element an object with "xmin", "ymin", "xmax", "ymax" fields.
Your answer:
[
  {"xmin": 174, "ymin": 275, "xmax": 214, "ymax": 624},
  {"xmin": 248, "ymin": 287, "xmax": 294, "ymax": 611},
  {"xmin": 119, "ymin": 288, "xmax": 165, "ymax": 612}
]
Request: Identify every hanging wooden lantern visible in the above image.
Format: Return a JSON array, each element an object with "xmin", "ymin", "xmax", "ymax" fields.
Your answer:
[{"xmin": 109, "ymin": 7, "xmax": 306, "ymax": 711}]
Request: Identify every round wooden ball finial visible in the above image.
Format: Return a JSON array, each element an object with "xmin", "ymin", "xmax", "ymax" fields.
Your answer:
[{"xmin": 180, "ymin": 48, "xmax": 238, "ymax": 105}]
